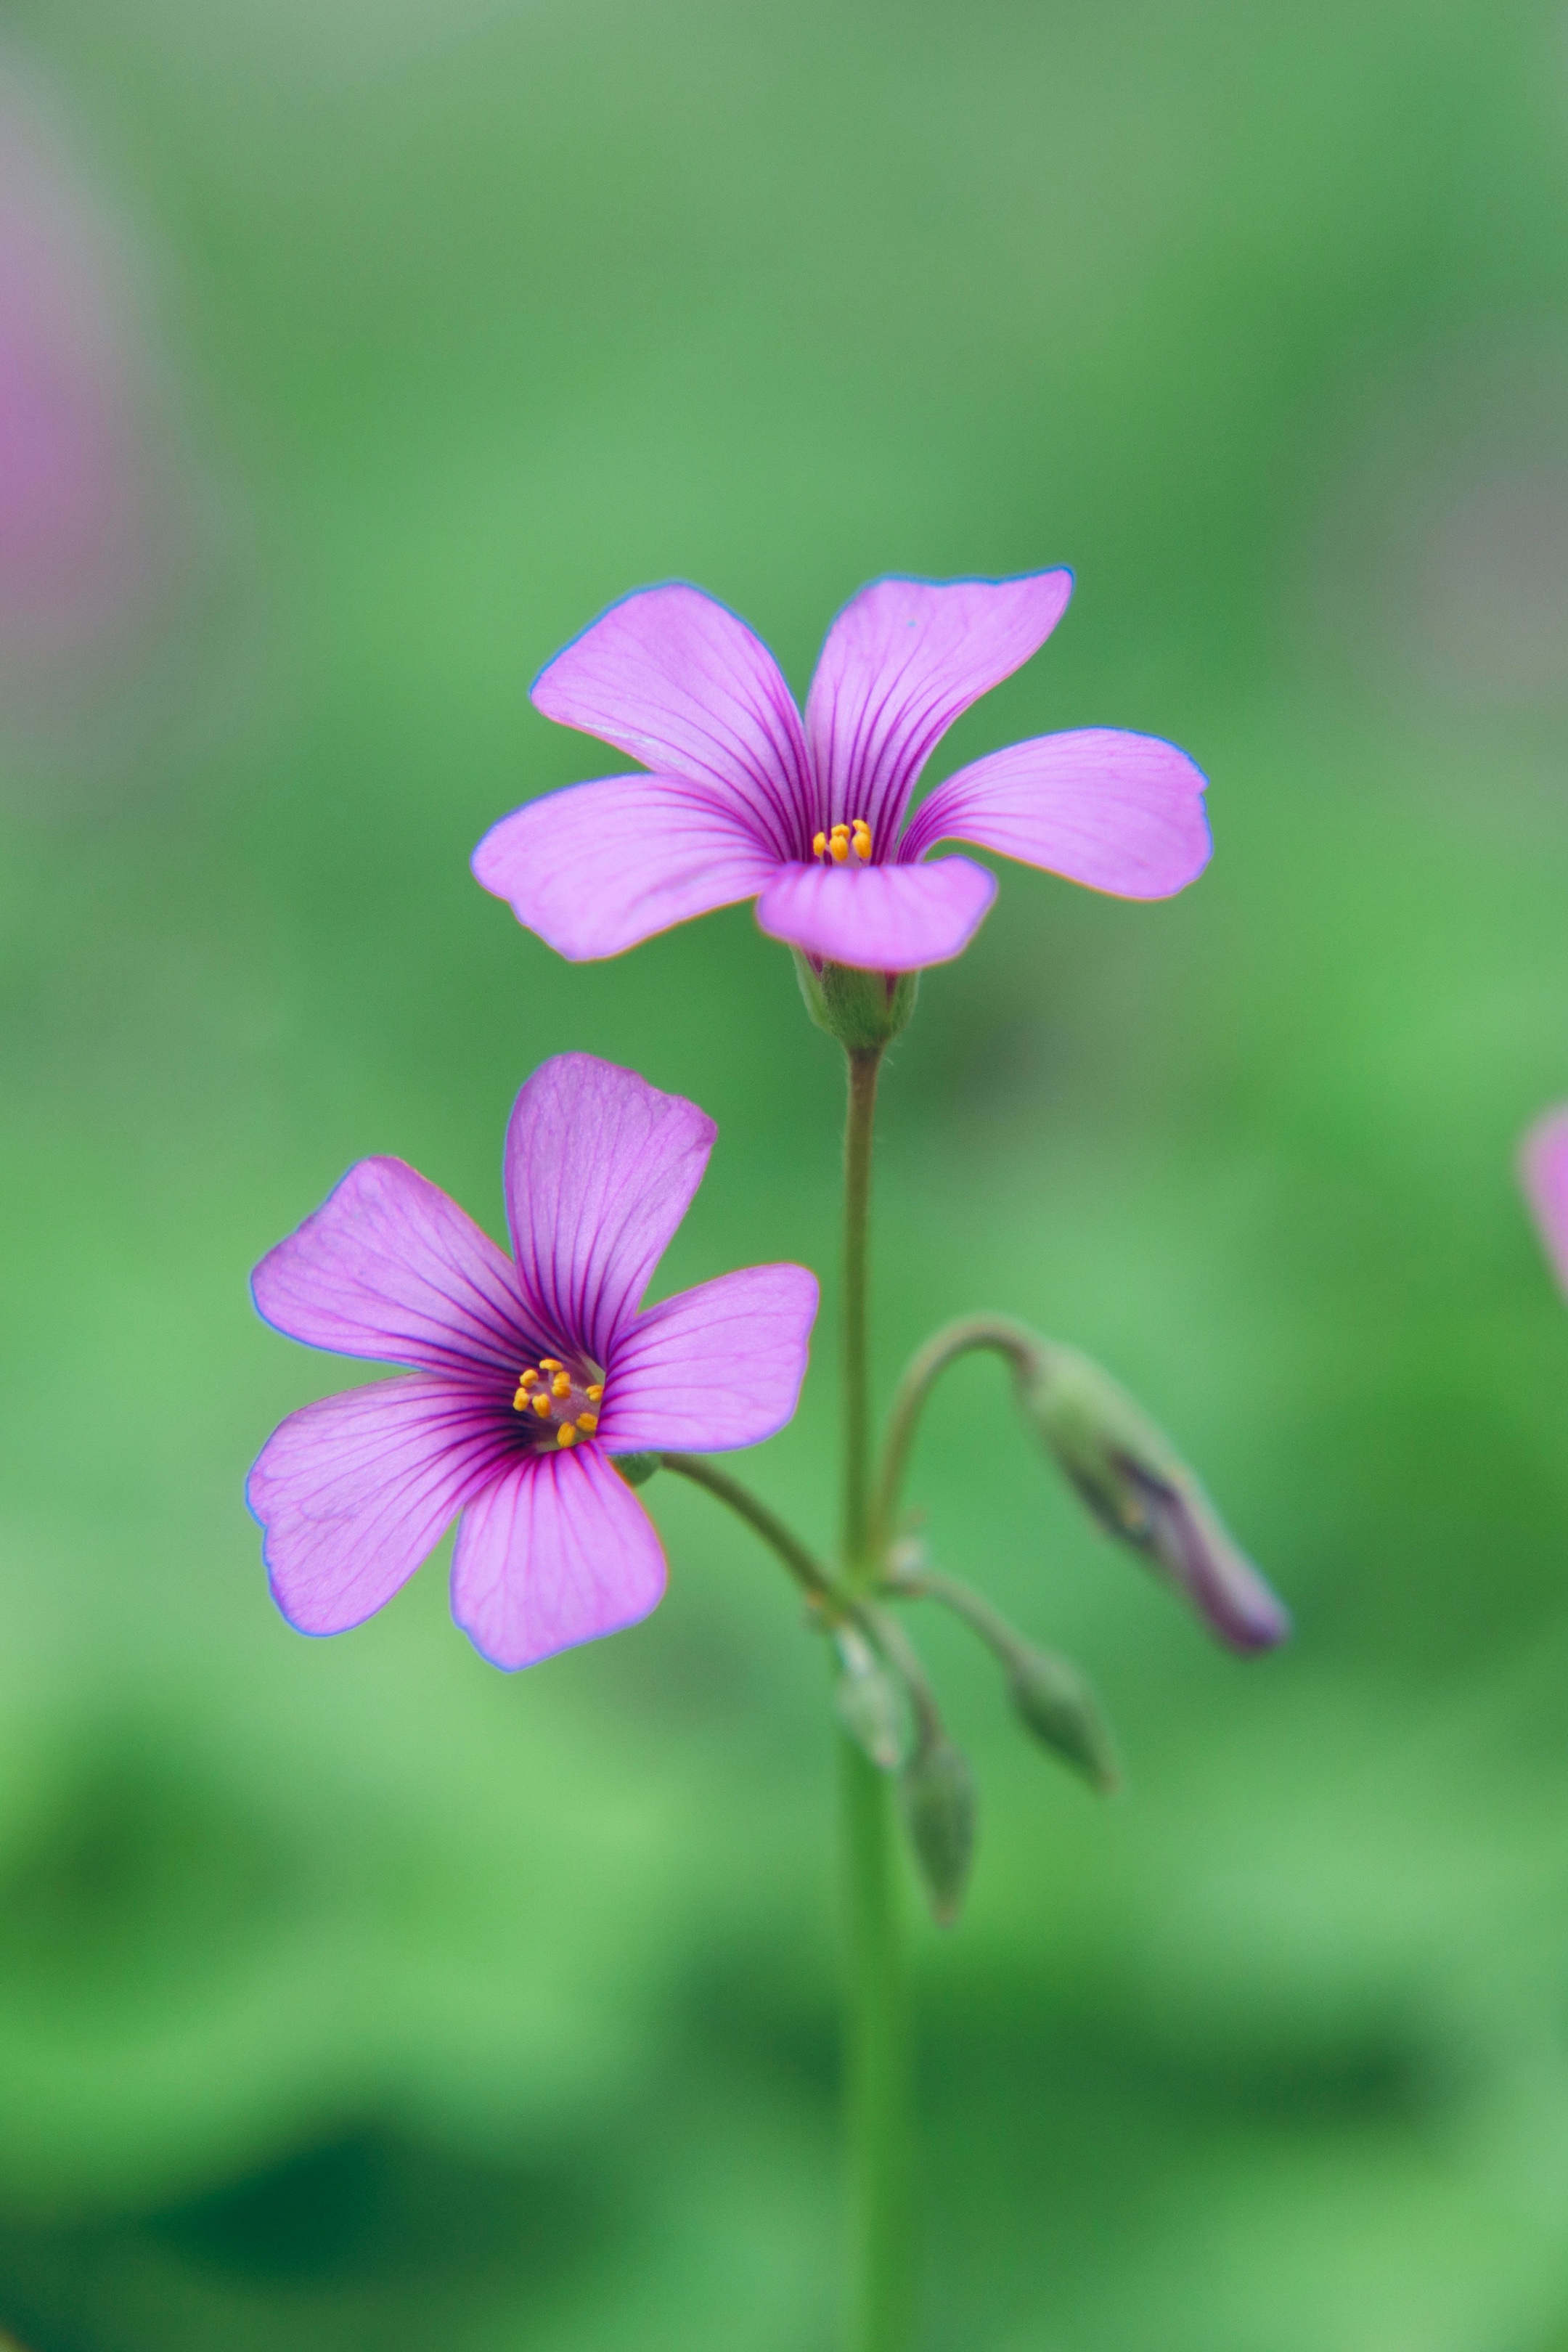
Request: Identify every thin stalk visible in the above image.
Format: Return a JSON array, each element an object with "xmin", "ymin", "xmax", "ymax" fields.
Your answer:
[
  {"xmin": 660, "ymin": 1450, "xmax": 836, "ymax": 1607},
  {"xmin": 836, "ymin": 1040, "xmax": 911, "ymax": 2352},
  {"xmin": 870, "ymin": 1313, "xmax": 1043, "ymax": 1562}
]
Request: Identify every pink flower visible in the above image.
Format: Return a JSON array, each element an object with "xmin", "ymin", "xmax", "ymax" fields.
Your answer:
[
  {"xmin": 248, "ymin": 1054, "xmax": 820, "ymax": 1669},
  {"xmin": 1522, "ymin": 1106, "xmax": 1568, "ymax": 1295},
  {"xmin": 473, "ymin": 573, "xmax": 1212, "ymax": 974}
]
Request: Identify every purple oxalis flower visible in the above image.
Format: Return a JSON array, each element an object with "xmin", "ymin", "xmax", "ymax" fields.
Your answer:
[
  {"xmin": 1522, "ymin": 1106, "xmax": 1568, "ymax": 1295},
  {"xmin": 248, "ymin": 1053, "xmax": 819, "ymax": 1670},
  {"xmin": 473, "ymin": 572, "xmax": 1212, "ymax": 974}
]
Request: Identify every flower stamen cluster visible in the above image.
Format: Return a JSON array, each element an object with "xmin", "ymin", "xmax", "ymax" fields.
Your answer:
[
  {"xmin": 811, "ymin": 817, "xmax": 873, "ymax": 866},
  {"xmin": 513, "ymin": 1356, "xmax": 603, "ymax": 1447}
]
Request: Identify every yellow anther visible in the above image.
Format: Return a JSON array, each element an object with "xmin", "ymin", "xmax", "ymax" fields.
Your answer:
[
  {"xmin": 812, "ymin": 831, "xmax": 827, "ymax": 858},
  {"xmin": 852, "ymin": 820, "xmax": 872, "ymax": 860},
  {"xmin": 830, "ymin": 832, "xmax": 849, "ymax": 863},
  {"xmin": 576, "ymin": 1411, "xmax": 599, "ymax": 1434},
  {"xmin": 585, "ymin": 1383, "xmax": 604, "ymax": 1402},
  {"xmin": 557, "ymin": 1422, "xmax": 579, "ymax": 1447},
  {"xmin": 539, "ymin": 1357, "xmax": 563, "ymax": 1373},
  {"xmin": 550, "ymin": 1371, "xmax": 572, "ymax": 1398},
  {"xmin": 512, "ymin": 1386, "xmax": 531, "ymax": 1411},
  {"xmin": 530, "ymin": 1392, "xmax": 552, "ymax": 1418},
  {"xmin": 518, "ymin": 1367, "xmax": 539, "ymax": 1389}
]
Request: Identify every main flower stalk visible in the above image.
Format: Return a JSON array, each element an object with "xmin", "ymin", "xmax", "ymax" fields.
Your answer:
[{"xmin": 838, "ymin": 1041, "xmax": 912, "ymax": 2352}]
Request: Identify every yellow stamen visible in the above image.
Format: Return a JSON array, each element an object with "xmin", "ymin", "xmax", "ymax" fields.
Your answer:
[
  {"xmin": 557, "ymin": 1422, "xmax": 579, "ymax": 1447},
  {"xmin": 551, "ymin": 1371, "xmax": 572, "ymax": 1398},
  {"xmin": 512, "ymin": 1386, "xmax": 531, "ymax": 1411},
  {"xmin": 518, "ymin": 1367, "xmax": 539, "ymax": 1389},
  {"xmin": 576, "ymin": 1410, "xmax": 598, "ymax": 1434},
  {"xmin": 852, "ymin": 819, "xmax": 872, "ymax": 861},
  {"xmin": 812, "ymin": 830, "xmax": 827, "ymax": 858},
  {"xmin": 830, "ymin": 832, "xmax": 849, "ymax": 863},
  {"xmin": 585, "ymin": 1383, "xmax": 604, "ymax": 1402},
  {"xmin": 539, "ymin": 1358, "xmax": 563, "ymax": 1373},
  {"xmin": 530, "ymin": 1392, "xmax": 552, "ymax": 1418}
]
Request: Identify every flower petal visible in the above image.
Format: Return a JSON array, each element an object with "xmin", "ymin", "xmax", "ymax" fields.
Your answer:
[
  {"xmin": 450, "ymin": 1445, "xmax": 668, "ymax": 1669},
  {"xmin": 804, "ymin": 571, "xmax": 1073, "ymax": 848},
  {"xmin": 505, "ymin": 1053, "xmax": 716, "ymax": 1366},
  {"xmin": 248, "ymin": 1376, "xmax": 509, "ymax": 1637},
  {"xmin": 471, "ymin": 772, "xmax": 780, "ymax": 960},
  {"xmin": 1522, "ymin": 1106, "xmax": 1568, "ymax": 1293},
  {"xmin": 253, "ymin": 1157, "xmax": 536, "ymax": 1380},
  {"xmin": 531, "ymin": 583, "xmax": 812, "ymax": 860},
  {"xmin": 597, "ymin": 1264, "xmax": 820, "ymax": 1453},
  {"xmin": 755, "ymin": 856, "xmax": 996, "ymax": 973},
  {"xmin": 900, "ymin": 730, "xmax": 1211, "ymax": 899}
]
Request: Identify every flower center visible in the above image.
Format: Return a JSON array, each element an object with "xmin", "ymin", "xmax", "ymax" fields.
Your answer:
[
  {"xmin": 512, "ymin": 1357, "xmax": 603, "ymax": 1449},
  {"xmin": 811, "ymin": 818, "xmax": 873, "ymax": 867}
]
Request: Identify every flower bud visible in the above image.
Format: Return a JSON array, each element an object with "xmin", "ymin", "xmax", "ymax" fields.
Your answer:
[
  {"xmin": 898, "ymin": 1736, "xmax": 976, "ymax": 1927},
  {"xmin": 611, "ymin": 1452, "xmax": 661, "ymax": 1489},
  {"xmin": 793, "ymin": 951, "xmax": 918, "ymax": 1053},
  {"xmin": 1005, "ymin": 1645, "xmax": 1120, "ymax": 1793},
  {"xmin": 833, "ymin": 1627, "xmax": 906, "ymax": 1771},
  {"xmin": 1024, "ymin": 1347, "xmax": 1289, "ymax": 1654}
]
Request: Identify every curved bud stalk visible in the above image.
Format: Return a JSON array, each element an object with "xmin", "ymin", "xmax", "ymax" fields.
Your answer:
[{"xmin": 873, "ymin": 1315, "xmax": 1289, "ymax": 1655}]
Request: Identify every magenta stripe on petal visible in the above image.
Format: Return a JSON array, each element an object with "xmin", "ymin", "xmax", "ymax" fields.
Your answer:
[
  {"xmin": 248, "ymin": 1376, "xmax": 510, "ymax": 1637},
  {"xmin": 902, "ymin": 729, "xmax": 1211, "ymax": 899},
  {"xmin": 531, "ymin": 583, "xmax": 812, "ymax": 861},
  {"xmin": 505, "ymin": 1053, "xmax": 715, "ymax": 1367},
  {"xmin": 472, "ymin": 772, "xmax": 779, "ymax": 961},
  {"xmin": 756, "ymin": 854, "xmax": 996, "ymax": 973},
  {"xmin": 599, "ymin": 1263, "xmax": 820, "ymax": 1453},
  {"xmin": 252, "ymin": 1157, "xmax": 537, "ymax": 1381},
  {"xmin": 804, "ymin": 571, "xmax": 1073, "ymax": 849},
  {"xmin": 1522, "ymin": 1107, "xmax": 1568, "ymax": 1294},
  {"xmin": 450, "ymin": 1445, "xmax": 668, "ymax": 1669}
]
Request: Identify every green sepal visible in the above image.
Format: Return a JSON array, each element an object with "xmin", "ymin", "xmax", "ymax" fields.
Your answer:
[
  {"xmin": 793, "ymin": 950, "xmax": 918, "ymax": 1052},
  {"xmin": 611, "ymin": 1453, "xmax": 661, "ymax": 1489},
  {"xmin": 897, "ymin": 1736, "xmax": 977, "ymax": 1927}
]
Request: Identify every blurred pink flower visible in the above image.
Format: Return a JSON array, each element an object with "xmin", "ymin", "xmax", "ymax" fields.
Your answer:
[
  {"xmin": 1521, "ymin": 1106, "xmax": 1568, "ymax": 1294},
  {"xmin": 249, "ymin": 1054, "xmax": 819, "ymax": 1670},
  {"xmin": 474, "ymin": 573, "xmax": 1212, "ymax": 976}
]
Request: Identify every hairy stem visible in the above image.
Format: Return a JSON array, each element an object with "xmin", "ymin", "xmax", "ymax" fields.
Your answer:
[
  {"xmin": 871, "ymin": 1313, "xmax": 1045, "ymax": 1562},
  {"xmin": 836, "ymin": 1041, "xmax": 911, "ymax": 2352}
]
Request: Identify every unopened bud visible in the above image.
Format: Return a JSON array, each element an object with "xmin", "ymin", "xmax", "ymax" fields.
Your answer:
[
  {"xmin": 1005, "ymin": 1645, "xmax": 1120, "ymax": 1793},
  {"xmin": 834, "ymin": 1628, "xmax": 906, "ymax": 1771},
  {"xmin": 1025, "ymin": 1347, "xmax": 1289, "ymax": 1654},
  {"xmin": 611, "ymin": 1453, "xmax": 661, "ymax": 1489},
  {"xmin": 793, "ymin": 950, "xmax": 918, "ymax": 1053},
  {"xmin": 898, "ymin": 1737, "xmax": 977, "ymax": 1927}
]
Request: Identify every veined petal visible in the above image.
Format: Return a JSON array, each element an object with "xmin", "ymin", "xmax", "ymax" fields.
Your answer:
[
  {"xmin": 253, "ymin": 1157, "xmax": 536, "ymax": 1380},
  {"xmin": 756, "ymin": 856, "xmax": 996, "ymax": 973},
  {"xmin": 598, "ymin": 1264, "xmax": 820, "ymax": 1453},
  {"xmin": 505, "ymin": 1053, "xmax": 716, "ymax": 1366},
  {"xmin": 531, "ymin": 583, "xmax": 812, "ymax": 860},
  {"xmin": 804, "ymin": 571, "xmax": 1073, "ymax": 847},
  {"xmin": 1522, "ymin": 1107, "xmax": 1568, "ymax": 1293},
  {"xmin": 248, "ymin": 1376, "xmax": 509, "ymax": 1638},
  {"xmin": 472, "ymin": 772, "xmax": 780, "ymax": 960},
  {"xmin": 901, "ymin": 730, "xmax": 1211, "ymax": 899},
  {"xmin": 450, "ymin": 1445, "xmax": 667, "ymax": 1670}
]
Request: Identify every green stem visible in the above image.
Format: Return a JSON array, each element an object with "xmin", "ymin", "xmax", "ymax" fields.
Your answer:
[
  {"xmin": 659, "ymin": 1451, "xmax": 836, "ymax": 1606},
  {"xmin": 871, "ymin": 1313, "xmax": 1044, "ymax": 1561},
  {"xmin": 836, "ymin": 1041, "xmax": 910, "ymax": 2352}
]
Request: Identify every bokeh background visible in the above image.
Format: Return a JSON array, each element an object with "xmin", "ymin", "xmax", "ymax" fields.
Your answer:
[{"xmin": 3, "ymin": 1, "xmax": 1568, "ymax": 2345}]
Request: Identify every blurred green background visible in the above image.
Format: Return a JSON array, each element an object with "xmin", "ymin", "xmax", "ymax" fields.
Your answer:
[{"xmin": 3, "ymin": 0, "xmax": 1568, "ymax": 2344}]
